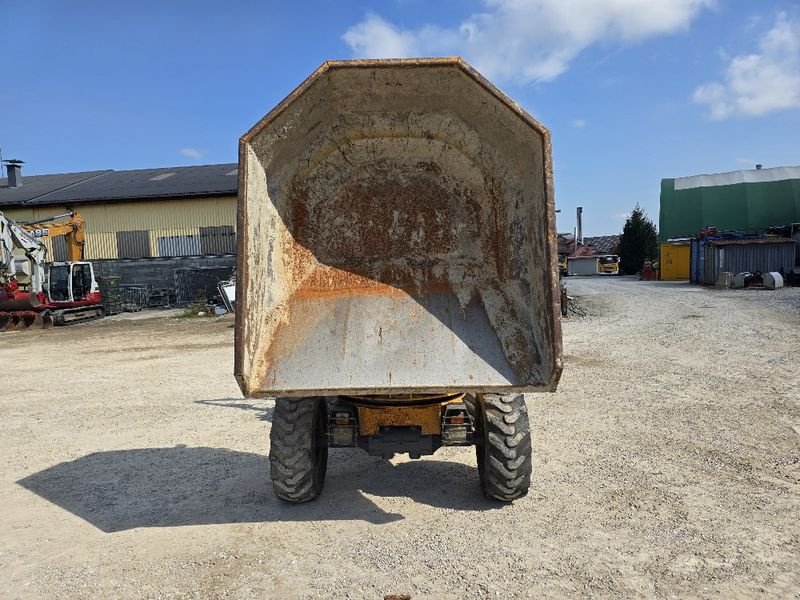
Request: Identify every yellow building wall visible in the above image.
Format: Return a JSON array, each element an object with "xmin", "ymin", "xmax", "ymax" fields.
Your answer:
[
  {"xmin": 2, "ymin": 196, "xmax": 236, "ymax": 260},
  {"xmin": 660, "ymin": 243, "xmax": 690, "ymax": 281}
]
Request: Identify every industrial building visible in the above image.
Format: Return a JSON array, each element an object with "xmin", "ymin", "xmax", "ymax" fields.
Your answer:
[
  {"xmin": 660, "ymin": 165, "xmax": 800, "ymax": 242},
  {"xmin": 0, "ymin": 162, "xmax": 238, "ymax": 301},
  {"xmin": 659, "ymin": 164, "xmax": 800, "ymax": 283}
]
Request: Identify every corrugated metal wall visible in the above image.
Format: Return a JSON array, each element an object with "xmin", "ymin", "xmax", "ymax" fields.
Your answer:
[
  {"xmin": 702, "ymin": 242, "xmax": 795, "ymax": 284},
  {"xmin": 2, "ymin": 196, "xmax": 236, "ymax": 260},
  {"xmin": 690, "ymin": 238, "xmax": 704, "ymax": 284}
]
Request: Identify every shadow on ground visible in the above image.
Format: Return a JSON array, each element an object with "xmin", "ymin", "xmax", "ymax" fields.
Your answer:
[
  {"xmin": 17, "ymin": 441, "xmax": 499, "ymax": 533},
  {"xmin": 195, "ymin": 398, "xmax": 274, "ymax": 421}
]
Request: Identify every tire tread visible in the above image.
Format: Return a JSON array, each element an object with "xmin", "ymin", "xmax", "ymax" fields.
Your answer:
[{"xmin": 269, "ymin": 397, "xmax": 327, "ymax": 503}]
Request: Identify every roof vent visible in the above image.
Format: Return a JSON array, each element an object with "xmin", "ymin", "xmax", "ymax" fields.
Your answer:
[
  {"xmin": 149, "ymin": 172, "xmax": 176, "ymax": 181},
  {"xmin": 3, "ymin": 159, "xmax": 24, "ymax": 187}
]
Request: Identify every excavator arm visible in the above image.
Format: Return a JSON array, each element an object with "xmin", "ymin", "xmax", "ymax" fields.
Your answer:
[
  {"xmin": 0, "ymin": 210, "xmax": 47, "ymax": 295},
  {"xmin": 22, "ymin": 211, "xmax": 86, "ymax": 261}
]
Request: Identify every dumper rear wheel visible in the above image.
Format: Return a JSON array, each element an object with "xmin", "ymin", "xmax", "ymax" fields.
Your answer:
[
  {"xmin": 470, "ymin": 393, "xmax": 532, "ymax": 502},
  {"xmin": 269, "ymin": 397, "xmax": 328, "ymax": 503}
]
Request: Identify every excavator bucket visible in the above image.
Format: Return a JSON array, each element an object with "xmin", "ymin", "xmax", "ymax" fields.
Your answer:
[
  {"xmin": 0, "ymin": 311, "xmax": 52, "ymax": 331},
  {"xmin": 235, "ymin": 58, "xmax": 562, "ymax": 398},
  {"xmin": 0, "ymin": 290, "xmax": 52, "ymax": 331},
  {"xmin": 1, "ymin": 313, "xmax": 28, "ymax": 331}
]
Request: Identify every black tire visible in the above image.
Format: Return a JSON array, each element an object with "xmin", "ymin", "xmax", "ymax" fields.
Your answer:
[
  {"xmin": 468, "ymin": 393, "xmax": 532, "ymax": 501},
  {"xmin": 269, "ymin": 397, "xmax": 328, "ymax": 503}
]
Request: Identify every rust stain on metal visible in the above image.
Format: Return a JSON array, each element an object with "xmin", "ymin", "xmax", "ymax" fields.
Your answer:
[{"xmin": 293, "ymin": 268, "xmax": 406, "ymax": 299}]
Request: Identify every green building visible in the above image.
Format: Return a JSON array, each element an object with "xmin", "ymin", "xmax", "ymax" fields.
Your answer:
[{"xmin": 660, "ymin": 165, "xmax": 800, "ymax": 242}]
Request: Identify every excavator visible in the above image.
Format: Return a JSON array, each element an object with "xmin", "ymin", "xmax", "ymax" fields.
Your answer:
[{"xmin": 0, "ymin": 210, "xmax": 104, "ymax": 330}]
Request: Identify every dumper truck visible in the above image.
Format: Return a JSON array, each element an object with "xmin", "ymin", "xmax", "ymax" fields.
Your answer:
[{"xmin": 235, "ymin": 58, "xmax": 562, "ymax": 503}]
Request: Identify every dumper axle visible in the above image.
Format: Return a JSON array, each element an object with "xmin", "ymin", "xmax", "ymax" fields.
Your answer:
[
  {"xmin": 326, "ymin": 396, "xmax": 474, "ymax": 459},
  {"xmin": 269, "ymin": 393, "xmax": 531, "ymax": 503}
]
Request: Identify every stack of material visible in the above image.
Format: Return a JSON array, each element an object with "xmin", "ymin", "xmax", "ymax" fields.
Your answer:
[
  {"xmin": 120, "ymin": 286, "xmax": 149, "ymax": 312},
  {"xmin": 97, "ymin": 277, "xmax": 122, "ymax": 315},
  {"xmin": 174, "ymin": 267, "xmax": 234, "ymax": 305}
]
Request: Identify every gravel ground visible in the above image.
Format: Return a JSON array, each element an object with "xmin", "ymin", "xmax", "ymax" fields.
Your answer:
[{"xmin": 1, "ymin": 278, "xmax": 798, "ymax": 599}]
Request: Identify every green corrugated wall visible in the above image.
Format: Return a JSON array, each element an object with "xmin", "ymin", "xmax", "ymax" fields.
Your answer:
[{"xmin": 659, "ymin": 177, "xmax": 800, "ymax": 242}]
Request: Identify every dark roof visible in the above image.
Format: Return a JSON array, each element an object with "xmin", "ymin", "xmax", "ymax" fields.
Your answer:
[
  {"xmin": 0, "ymin": 170, "xmax": 111, "ymax": 206},
  {"xmin": 0, "ymin": 163, "xmax": 238, "ymax": 207},
  {"xmin": 710, "ymin": 237, "xmax": 795, "ymax": 246},
  {"xmin": 556, "ymin": 233, "xmax": 574, "ymax": 255},
  {"xmin": 583, "ymin": 235, "xmax": 620, "ymax": 254}
]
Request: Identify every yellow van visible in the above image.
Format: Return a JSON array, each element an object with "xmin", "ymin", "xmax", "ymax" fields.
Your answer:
[{"xmin": 597, "ymin": 254, "xmax": 620, "ymax": 275}]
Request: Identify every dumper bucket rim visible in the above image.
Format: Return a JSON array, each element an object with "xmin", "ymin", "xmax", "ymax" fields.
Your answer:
[{"xmin": 240, "ymin": 57, "xmax": 551, "ymax": 146}]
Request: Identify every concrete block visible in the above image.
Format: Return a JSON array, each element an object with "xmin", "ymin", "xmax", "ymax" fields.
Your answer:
[
  {"xmin": 715, "ymin": 272, "xmax": 733, "ymax": 288},
  {"xmin": 732, "ymin": 273, "xmax": 748, "ymax": 289},
  {"xmin": 763, "ymin": 272, "xmax": 784, "ymax": 290}
]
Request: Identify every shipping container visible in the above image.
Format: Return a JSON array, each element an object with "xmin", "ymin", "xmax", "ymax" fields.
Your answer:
[
  {"xmin": 660, "ymin": 242, "xmax": 690, "ymax": 281},
  {"xmin": 702, "ymin": 238, "xmax": 796, "ymax": 285},
  {"xmin": 690, "ymin": 238, "xmax": 704, "ymax": 284}
]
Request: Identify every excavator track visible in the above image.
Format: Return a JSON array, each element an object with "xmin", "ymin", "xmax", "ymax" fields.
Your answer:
[
  {"xmin": 0, "ymin": 306, "xmax": 104, "ymax": 331},
  {"xmin": 52, "ymin": 306, "xmax": 106, "ymax": 326}
]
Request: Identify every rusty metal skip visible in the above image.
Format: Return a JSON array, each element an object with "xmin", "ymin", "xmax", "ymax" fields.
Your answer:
[{"xmin": 235, "ymin": 58, "xmax": 563, "ymax": 503}]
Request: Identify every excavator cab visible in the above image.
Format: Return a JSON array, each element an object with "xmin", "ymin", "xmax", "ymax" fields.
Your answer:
[{"xmin": 47, "ymin": 262, "xmax": 98, "ymax": 303}]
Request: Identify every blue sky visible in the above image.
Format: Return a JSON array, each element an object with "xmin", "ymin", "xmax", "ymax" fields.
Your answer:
[{"xmin": 2, "ymin": 1, "xmax": 799, "ymax": 235}]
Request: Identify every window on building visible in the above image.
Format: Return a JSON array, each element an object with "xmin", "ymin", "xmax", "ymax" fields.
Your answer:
[
  {"xmin": 199, "ymin": 225, "xmax": 236, "ymax": 255},
  {"xmin": 116, "ymin": 230, "xmax": 151, "ymax": 259}
]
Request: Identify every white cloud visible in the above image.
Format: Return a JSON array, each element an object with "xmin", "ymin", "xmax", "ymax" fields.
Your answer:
[
  {"xmin": 342, "ymin": 14, "xmax": 417, "ymax": 58},
  {"xmin": 180, "ymin": 147, "xmax": 205, "ymax": 159},
  {"xmin": 572, "ymin": 118, "xmax": 586, "ymax": 128},
  {"xmin": 343, "ymin": 1, "xmax": 714, "ymax": 83},
  {"xmin": 694, "ymin": 13, "xmax": 800, "ymax": 119}
]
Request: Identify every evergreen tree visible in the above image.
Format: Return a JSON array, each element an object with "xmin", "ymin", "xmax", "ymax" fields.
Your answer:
[{"xmin": 618, "ymin": 205, "xmax": 659, "ymax": 275}]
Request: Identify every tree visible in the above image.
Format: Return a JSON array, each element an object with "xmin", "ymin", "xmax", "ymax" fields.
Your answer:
[{"xmin": 618, "ymin": 204, "xmax": 659, "ymax": 275}]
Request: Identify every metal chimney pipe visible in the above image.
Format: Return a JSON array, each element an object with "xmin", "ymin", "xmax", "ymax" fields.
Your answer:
[
  {"xmin": 576, "ymin": 206, "xmax": 583, "ymax": 245},
  {"xmin": 4, "ymin": 159, "xmax": 23, "ymax": 187}
]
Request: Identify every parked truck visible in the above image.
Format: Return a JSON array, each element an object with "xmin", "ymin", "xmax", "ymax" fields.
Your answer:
[{"xmin": 235, "ymin": 58, "xmax": 562, "ymax": 502}]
